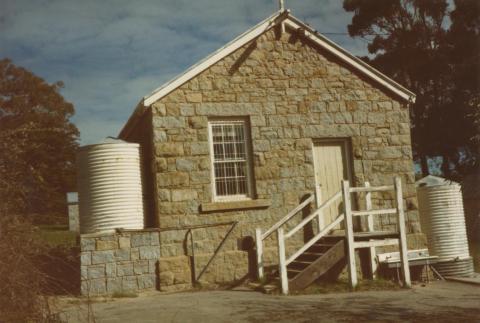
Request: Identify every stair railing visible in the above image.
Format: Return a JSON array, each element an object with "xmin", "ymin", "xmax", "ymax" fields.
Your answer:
[
  {"xmin": 342, "ymin": 176, "xmax": 411, "ymax": 289},
  {"xmin": 255, "ymin": 194, "xmax": 315, "ymax": 280},
  {"xmin": 256, "ymin": 176, "xmax": 411, "ymax": 295},
  {"xmin": 276, "ymin": 191, "xmax": 343, "ymax": 294}
]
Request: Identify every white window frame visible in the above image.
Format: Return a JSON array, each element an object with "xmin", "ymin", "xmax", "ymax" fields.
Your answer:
[{"xmin": 208, "ymin": 118, "xmax": 254, "ymax": 202}]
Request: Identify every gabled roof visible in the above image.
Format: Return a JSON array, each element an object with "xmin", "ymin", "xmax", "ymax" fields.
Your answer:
[
  {"xmin": 142, "ymin": 9, "xmax": 415, "ymax": 107},
  {"xmin": 120, "ymin": 9, "xmax": 415, "ymax": 137}
]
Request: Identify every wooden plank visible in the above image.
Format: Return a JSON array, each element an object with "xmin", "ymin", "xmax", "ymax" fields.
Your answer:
[
  {"xmin": 315, "ymin": 186, "xmax": 324, "ymax": 232},
  {"xmin": 395, "ymin": 177, "xmax": 411, "ymax": 287},
  {"xmin": 352, "ymin": 209, "xmax": 397, "ymax": 217},
  {"xmin": 289, "ymin": 240, "xmax": 345, "ymax": 292},
  {"xmin": 353, "ymin": 238, "xmax": 399, "ymax": 249},
  {"xmin": 255, "ymin": 228, "xmax": 264, "ymax": 279},
  {"xmin": 277, "ymin": 228, "xmax": 289, "ymax": 294},
  {"xmin": 261, "ymin": 195, "xmax": 314, "ymax": 240},
  {"xmin": 327, "ymin": 231, "xmax": 398, "ymax": 240},
  {"xmin": 342, "ymin": 180, "xmax": 357, "ymax": 288},
  {"xmin": 349, "ymin": 185, "xmax": 394, "ymax": 193},
  {"xmin": 365, "ymin": 182, "xmax": 377, "ymax": 278}
]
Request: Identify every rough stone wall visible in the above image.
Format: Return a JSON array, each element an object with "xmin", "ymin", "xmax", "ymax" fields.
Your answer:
[
  {"xmin": 133, "ymin": 26, "xmax": 422, "ymax": 291},
  {"xmin": 80, "ymin": 231, "xmax": 160, "ymax": 296}
]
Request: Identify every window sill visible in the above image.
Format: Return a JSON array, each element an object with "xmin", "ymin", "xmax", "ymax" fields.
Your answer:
[{"xmin": 201, "ymin": 199, "xmax": 271, "ymax": 213}]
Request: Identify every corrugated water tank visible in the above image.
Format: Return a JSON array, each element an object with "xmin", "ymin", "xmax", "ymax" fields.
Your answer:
[
  {"xmin": 77, "ymin": 138, "xmax": 144, "ymax": 234},
  {"xmin": 416, "ymin": 175, "xmax": 474, "ymax": 277}
]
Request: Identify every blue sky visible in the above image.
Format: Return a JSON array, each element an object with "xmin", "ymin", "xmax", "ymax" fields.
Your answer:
[{"xmin": 0, "ymin": 0, "xmax": 368, "ymax": 145}]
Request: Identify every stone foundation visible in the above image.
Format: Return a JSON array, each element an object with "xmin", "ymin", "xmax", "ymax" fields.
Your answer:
[{"xmin": 80, "ymin": 231, "xmax": 160, "ymax": 296}]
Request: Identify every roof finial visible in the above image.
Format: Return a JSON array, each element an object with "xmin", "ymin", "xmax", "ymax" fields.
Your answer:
[{"xmin": 278, "ymin": 0, "xmax": 285, "ymax": 11}]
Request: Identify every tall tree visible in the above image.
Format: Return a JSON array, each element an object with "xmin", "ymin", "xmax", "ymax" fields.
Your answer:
[
  {"xmin": 0, "ymin": 59, "xmax": 79, "ymax": 220},
  {"xmin": 343, "ymin": 0, "xmax": 478, "ymax": 178},
  {"xmin": 447, "ymin": 0, "xmax": 480, "ymax": 174}
]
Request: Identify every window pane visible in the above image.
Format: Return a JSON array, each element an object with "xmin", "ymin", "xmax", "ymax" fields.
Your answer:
[
  {"xmin": 213, "ymin": 143, "xmax": 224, "ymax": 160},
  {"xmin": 224, "ymin": 143, "xmax": 235, "ymax": 159},
  {"xmin": 237, "ymin": 178, "xmax": 247, "ymax": 194},
  {"xmin": 234, "ymin": 124, "xmax": 244, "ymax": 141},
  {"xmin": 236, "ymin": 143, "xmax": 245, "ymax": 159},
  {"xmin": 216, "ymin": 179, "xmax": 226, "ymax": 196},
  {"xmin": 223, "ymin": 125, "xmax": 235, "ymax": 142},
  {"xmin": 225, "ymin": 162, "xmax": 235, "ymax": 177},
  {"xmin": 214, "ymin": 163, "xmax": 226, "ymax": 178},
  {"xmin": 236, "ymin": 162, "xmax": 246, "ymax": 177},
  {"xmin": 212, "ymin": 125, "xmax": 223, "ymax": 142}
]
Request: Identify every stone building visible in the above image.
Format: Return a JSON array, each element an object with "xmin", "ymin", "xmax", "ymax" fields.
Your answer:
[{"xmin": 81, "ymin": 10, "xmax": 424, "ymax": 295}]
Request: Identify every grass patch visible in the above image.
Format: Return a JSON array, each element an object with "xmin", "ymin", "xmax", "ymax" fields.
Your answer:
[
  {"xmin": 35, "ymin": 225, "xmax": 77, "ymax": 247},
  {"xmin": 291, "ymin": 277, "xmax": 401, "ymax": 295},
  {"xmin": 111, "ymin": 291, "xmax": 138, "ymax": 298}
]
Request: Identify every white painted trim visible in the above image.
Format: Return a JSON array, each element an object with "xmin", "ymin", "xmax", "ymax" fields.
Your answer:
[
  {"xmin": 354, "ymin": 239, "xmax": 399, "ymax": 249},
  {"xmin": 365, "ymin": 182, "xmax": 377, "ymax": 278},
  {"xmin": 255, "ymin": 228, "xmax": 264, "ymax": 279},
  {"xmin": 350, "ymin": 185, "xmax": 394, "ymax": 193},
  {"xmin": 342, "ymin": 180, "xmax": 358, "ymax": 288},
  {"xmin": 395, "ymin": 176, "xmax": 411, "ymax": 287},
  {"xmin": 142, "ymin": 10, "xmax": 415, "ymax": 108},
  {"xmin": 143, "ymin": 10, "xmax": 288, "ymax": 106},
  {"xmin": 277, "ymin": 228, "xmax": 289, "ymax": 295},
  {"xmin": 352, "ymin": 208, "xmax": 397, "ymax": 217}
]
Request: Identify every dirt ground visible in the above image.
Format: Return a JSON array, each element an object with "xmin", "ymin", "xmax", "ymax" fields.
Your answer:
[{"xmin": 59, "ymin": 281, "xmax": 479, "ymax": 323}]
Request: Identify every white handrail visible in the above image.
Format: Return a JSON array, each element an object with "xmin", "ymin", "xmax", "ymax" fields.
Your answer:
[
  {"xmin": 261, "ymin": 194, "xmax": 314, "ymax": 240},
  {"xmin": 286, "ymin": 213, "xmax": 344, "ymax": 265},
  {"xmin": 349, "ymin": 185, "xmax": 394, "ymax": 193},
  {"xmin": 284, "ymin": 191, "xmax": 342, "ymax": 239},
  {"xmin": 352, "ymin": 208, "xmax": 397, "ymax": 217}
]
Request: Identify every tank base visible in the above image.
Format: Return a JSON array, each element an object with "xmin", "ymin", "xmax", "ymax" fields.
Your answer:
[{"xmin": 434, "ymin": 257, "xmax": 475, "ymax": 278}]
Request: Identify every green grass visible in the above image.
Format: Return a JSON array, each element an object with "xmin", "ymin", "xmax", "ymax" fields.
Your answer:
[{"xmin": 35, "ymin": 224, "xmax": 77, "ymax": 247}]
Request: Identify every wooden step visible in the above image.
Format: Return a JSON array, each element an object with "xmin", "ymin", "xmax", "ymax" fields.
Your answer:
[
  {"xmin": 287, "ymin": 268, "xmax": 302, "ymax": 279},
  {"xmin": 307, "ymin": 243, "xmax": 334, "ymax": 253},
  {"xmin": 296, "ymin": 252, "xmax": 323, "ymax": 262},
  {"xmin": 288, "ymin": 260, "xmax": 314, "ymax": 270},
  {"xmin": 289, "ymin": 240, "xmax": 346, "ymax": 292}
]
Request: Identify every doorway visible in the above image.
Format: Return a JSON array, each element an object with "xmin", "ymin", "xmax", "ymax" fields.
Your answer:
[{"xmin": 312, "ymin": 139, "xmax": 353, "ymax": 229}]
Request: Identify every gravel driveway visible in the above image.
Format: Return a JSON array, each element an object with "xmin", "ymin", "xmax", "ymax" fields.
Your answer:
[{"xmin": 60, "ymin": 281, "xmax": 480, "ymax": 323}]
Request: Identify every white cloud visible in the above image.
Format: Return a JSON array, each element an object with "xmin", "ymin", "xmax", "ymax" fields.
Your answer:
[{"xmin": 0, "ymin": 0, "xmax": 369, "ymax": 144}]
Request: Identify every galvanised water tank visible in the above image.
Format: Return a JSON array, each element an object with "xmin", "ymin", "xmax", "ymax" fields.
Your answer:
[
  {"xmin": 77, "ymin": 138, "xmax": 144, "ymax": 233},
  {"xmin": 417, "ymin": 175, "xmax": 474, "ymax": 277}
]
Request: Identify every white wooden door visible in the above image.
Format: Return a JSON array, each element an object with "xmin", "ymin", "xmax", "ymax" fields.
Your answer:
[{"xmin": 313, "ymin": 140, "xmax": 352, "ymax": 229}]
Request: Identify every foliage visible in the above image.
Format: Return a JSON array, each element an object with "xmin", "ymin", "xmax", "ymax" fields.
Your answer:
[
  {"xmin": 343, "ymin": 0, "xmax": 480, "ymax": 178},
  {"xmin": 0, "ymin": 58, "xmax": 79, "ymax": 220},
  {"xmin": 0, "ymin": 215, "xmax": 79, "ymax": 322}
]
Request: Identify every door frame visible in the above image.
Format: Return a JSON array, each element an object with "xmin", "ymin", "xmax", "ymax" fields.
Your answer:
[{"xmin": 311, "ymin": 138, "xmax": 354, "ymax": 229}]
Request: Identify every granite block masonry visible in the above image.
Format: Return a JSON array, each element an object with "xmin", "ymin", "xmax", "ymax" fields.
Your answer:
[
  {"xmin": 118, "ymin": 24, "xmax": 426, "ymax": 292},
  {"xmin": 80, "ymin": 231, "xmax": 160, "ymax": 296}
]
